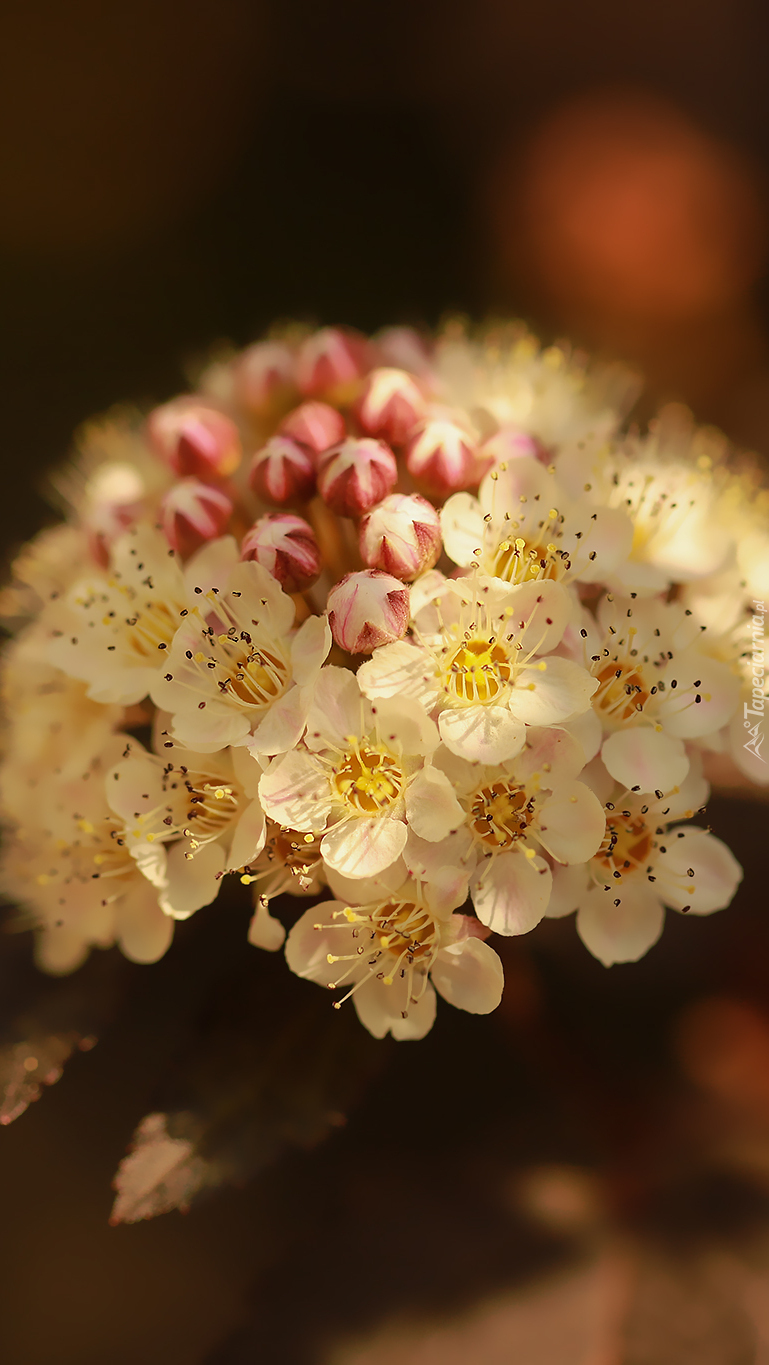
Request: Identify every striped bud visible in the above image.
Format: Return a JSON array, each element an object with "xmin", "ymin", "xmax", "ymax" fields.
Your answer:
[
  {"xmin": 317, "ymin": 438, "xmax": 397, "ymax": 518},
  {"xmin": 359, "ymin": 493, "xmax": 441, "ymax": 581},
  {"xmin": 296, "ymin": 327, "xmax": 370, "ymax": 403},
  {"xmin": 233, "ymin": 340, "xmax": 296, "ymax": 415},
  {"xmin": 248, "ymin": 435, "xmax": 316, "ymax": 506},
  {"xmin": 352, "ymin": 367, "xmax": 426, "ymax": 446},
  {"xmin": 404, "ymin": 419, "xmax": 478, "ymax": 498},
  {"xmin": 240, "ymin": 513, "xmax": 321, "ymax": 594},
  {"xmin": 278, "ymin": 401, "xmax": 346, "ymax": 455},
  {"xmin": 147, "ymin": 398, "xmax": 241, "ymax": 480},
  {"xmin": 161, "ymin": 479, "xmax": 233, "ymax": 557},
  {"xmin": 327, "ymin": 570, "xmax": 410, "ymax": 654}
]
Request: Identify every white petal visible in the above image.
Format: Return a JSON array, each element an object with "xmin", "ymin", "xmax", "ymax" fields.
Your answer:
[
  {"xmin": 440, "ymin": 492, "xmax": 485, "ymax": 567},
  {"xmin": 438, "ymin": 704, "xmax": 525, "ymax": 763},
  {"xmin": 471, "ymin": 850, "xmax": 552, "ymax": 935},
  {"xmin": 659, "ymin": 655, "xmax": 741, "ymax": 740},
  {"xmin": 248, "ymin": 902, "xmax": 286, "ymax": 951},
  {"xmin": 321, "ymin": 815, "xmax": 408, "ymax": 878},
  {"xmin": 227, "ymin": 799, "xmax": 266, "ymax": 871},
  {"xmin": 371, "ymin": 695, "xmax": 439, "ymax": 757},
  {"xmin": 405, "ymin": 766, "xmax": 464, "ymax": 841},
  {"xmin": 259, "ymin": 750, "xmax": 332, "ymax": 831},
  {"xmin": 353, "ymin": 976, "xmax": 437, "ymax": 1041},
  {"xmin": 305, "ymin": 666, "xmax": 367, "ymax": 750},
  {"xmin": 183, "ymin": 536, "xmax": 239, "ymax": 597},
  {"xmin": 558, "ymin": 706, "xmax": 603, "ymax": 764},
  {"xmin": 159, "ymin": 840, "xmax": 226, "ymax": 919},
  {"xmin": 290, "ymin": 613, "xmax": 331, "ymax": 686},
  {"xmin": 115, "ymin": 881, "xmax": 174, "ymax": 963},
  {"xmin": 575, "ymin": 506, "xmax": 634, "ymax": 582},
  {"xmin": 249, "ymin": 684, "xmax": 308, "ymax": 757},
  {"xmin": 357, "ymin": 640, "xmax": 439, "ymax": 708},
  {"xmin": 655, "ymin": 827, "xmax": 743, "ymax": 914},
  {"xmin": 285, "ymin": 901, "xmax": 347, "ymax": 982},
  {"xmin": 402, "ymin": 828, "xmax": 473, "ymax": 895},
  {"xmin": 515, "ymin": 726, "xmax": 589, "ymax": 787},
  {"xmin": 506, "ymin": 579, "xmax": 571, "ymax": 656},
  {"xmin": 169, "ymin": 708, "xmax": 251, "ymax": 752},
  {"xmin": 577, "ymin": 881, "xmax": 664, "ymax": 965},
  {"xmin": 431, "ymin": 937, "xmax": 504, "ymax": 1014},
  {"xmin": 537, "ymin": 781, "xmax": 607, "ymax": 864},
  {"xmin": 546, "ymin": 862, "xmax": 590, "ymax": 918},
  {"xmin": 511, "ymin": 656, "xmax": 598, "ymax": 727},
  {"xmin": 325, "ymin": 861, "xmax": 408, "ymax": 904},
  {"xmin": 601, "ymin": 728, "xmax": 689, "ymax": 793}
]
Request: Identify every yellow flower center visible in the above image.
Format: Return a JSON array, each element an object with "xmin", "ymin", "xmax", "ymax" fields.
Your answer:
[
  {"xmin": 470, "ymin": 780, "xmax": 534, "ymax": 848},
  {"xmin": 593, "ymin": 660, "xmax": 650, "ymax": 723},
  {"xmin": 492, "ymin": 537, "xmax": 560, "ymax": 584},
  {"xmin": 442, "ymin": 636, "xmax": 512, "ymax": 705},
  {"xmin": 596, "ymin": 813, "xmax": 652, "ymax": 875},
  {"xmin": 333, "ymin": 746, "xmax": 404, "ymax": 815}
]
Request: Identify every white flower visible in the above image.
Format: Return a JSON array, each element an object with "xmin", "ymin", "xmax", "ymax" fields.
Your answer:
[
  {"xmin": 45, "ymin": 522, "xmax": 191, "ymax": 705},
  {"xmin": 441, "ymin": 455, "xmax": 632, "ymax": 588},
  {"xmin": 106, "ymin": 739, "xmax": 264, "ymax": 918},
  {"xmin": 428, "ymin": 728, "xmax": 606, "ymax": 936},
  {"xmin": 0, "ymin": 738, "xmax": 173, "ymax": 973},
  {"xmin": 242, "ymin": 824, "xmax": 327, "ymax": 952},
  {"xmin": 573, "ymin": 593, "xmax": 741, "ymax": 793},
  {"xmin": 358, "ymin": 571, "xmax": 597, "ymax": 763},
  {"xmin": 150, "ymin": 538, "xmax": 330, "ymax": 753},
  {"xmin": 547, "ymin": 758, "xmax": 742, "ymax": 965},
  {"xmin": 259, "ymin": 666, "xmax": 462, "ymax": 880},
  {"xmin": 285, "ymin": 865, "xmax": 503, "ymax": 1040}
]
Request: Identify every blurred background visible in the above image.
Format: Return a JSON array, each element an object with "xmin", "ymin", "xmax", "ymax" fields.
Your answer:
[{"xmin": 1, "ymin": 2, "xmax": 769, "ymax": 1361}]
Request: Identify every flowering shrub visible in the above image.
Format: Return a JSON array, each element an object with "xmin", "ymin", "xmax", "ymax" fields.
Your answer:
[{"xmin": 1, "ymin": 321, "xmax": 765, "ymax": 1056}]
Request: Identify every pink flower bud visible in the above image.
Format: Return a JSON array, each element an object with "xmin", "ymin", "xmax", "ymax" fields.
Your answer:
[
  {"xmin": 327, "ymin": 570, "xmax": 409, "ymax": 654},
  {"xmin": 147, "ymin": 398, "xmax": 242, "ymax": 480},
  {"xmin": 404, "ymin": 419, "xmax": 479, "ymax": 499},
  {"xmin": 296, "ymin": 327, "xmax": 370, "ymax": 403},
  {"xmin": 352, "ymin": 367, "xmax": 426, "ymax": 446},
  {"xmin": 233, "ymin": 340, "xmax": 297, "ymax": 415},
  {"xmin": 359, "ymin": 493, "xmax": 441, "ymax": 581},
  {"xmin": 479, "ymin": 426, "xmax": 547, "ymax": 470},
  {"xmin": 161, "ymin": 479, "xmax": 233, "ymax": 558},
  {"xmin": 240, "ymin": 513, "xmax": 321, "ymax": 594},
  {"xmin": 317, "ymin": 438, "xmax": 397, "ymax": 518},
  {"xmin": 248, "ymin": 435, "xmax": 316, "ymax": 506},
  {"xmin": 278, "ymin": 400, "xmax": 346, "ymax": 455}
]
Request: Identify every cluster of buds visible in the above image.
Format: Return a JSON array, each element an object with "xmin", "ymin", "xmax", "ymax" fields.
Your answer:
[{"xmin": 0, "ymin": 320, "xmax": 764, "ymax": 1061}]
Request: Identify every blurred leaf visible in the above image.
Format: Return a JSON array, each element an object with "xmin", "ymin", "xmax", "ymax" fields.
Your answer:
[{"xmin": 110, "ymin": 1111, "xmax": 223, "ymax": 1225}]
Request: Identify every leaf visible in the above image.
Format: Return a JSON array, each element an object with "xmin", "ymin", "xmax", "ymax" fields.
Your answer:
[{"xmin": 110, "ymin": 1112, "xmax": 222, "ymax": 1225}]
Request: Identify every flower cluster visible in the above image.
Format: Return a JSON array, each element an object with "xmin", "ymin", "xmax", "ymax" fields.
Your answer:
[{"xmin": 0, "ymin": 323, "xmax": 762, "ymax": 1040}]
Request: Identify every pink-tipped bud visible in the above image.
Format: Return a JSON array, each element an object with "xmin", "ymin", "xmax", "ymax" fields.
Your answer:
[
  {"xmin": 240, "ymin": 513, "xmax": 321, "ymax": 594},
  {"xmin": 327, "ymin": 570, "xmax": 409, "ymax": 654},
  {"xmin": 248, "ymin": 435, "xmax": 316, "ymax": 506},
  {"xmin": 359, "ymin": 493, "xmax": 441, "ymax": 581},
  {"xmin": 317, "ymin": 438, "xmax": 397, "ymax": 518},
  {"xmin": 278, "ymin": 400, "xmax": 346, "ymax": 455},
  {"xmin": 233, "ymin": 340, "xmax": 296, "ymax": 415},
  {"xmin": 404, "ymin": 419, "xmax": 479, "ymax": 498},
  {"xmin": 147, "ymin": 398, "xmax": 242, "ymax": 480},
  {"xmin": 161, "ymin": 479, "xmax": 233, "ymax": 558},
  {"xmin": 296, "ymin": 327, "xmax": 370, "ymax": 403},
  {"xmin": 352, "ymin": 367, "xmax": 426, "ymax": 446},
  {"xmin": 374, "ymin": 325, "xmax": 434, "ymax": 379}
]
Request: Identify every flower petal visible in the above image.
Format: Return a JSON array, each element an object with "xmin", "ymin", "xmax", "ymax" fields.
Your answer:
[
  {"xmin": 576, "ymin": 881, "xmax": 664, "ymax": 965},
  {"xmin": 114, "ymin": 880, "xmax": 174, "ymax": 963},
  {"xmin": 655, "ymin": 827, "xmax": 743, "ymax": 914},
  {"xmin": 290, "ymin": 612, "xmax": 331, "ymax": 687},
  {"xmin": 159, "ymin": 840, "xmax": 225, "ymax": 919},
  {"xmin": 248, "ymin": 902, "xmax": 286, "ymax": 952},
  {"xmin": 259, "ymin": 750, "xmax": 332, "ymax": 832},
  {"xmin": 249, "ymin": 684, "xmax": 308, "ymax": 757},
  {"xmin": 471, "ymin": 849, "xmax": 552, "ymax": 935},
  {"xmin": 354, "ymin": 975, "xmax": 437, "ymax": 1041},
  {"xmin": 438, "ymin": 704, "xmax": 525, "ymax": 764},
  {"xmin": 537, "ymin": 781, "xmax": 606, "ymax": 864},
  {"xmin": 405, "ymin": 766, "xmax": 464, "ymax": 841},
  {"xmin": 357, "ymin": 640, "xmax": 439, "ymax": 708},
  {"xmin": 510, "ymin": 656, "xmax": 598, "ymax": 727},
  {"xmin": 546, "ymin": 862, "xmax": 590, "ymax": 918},
  {"xmin": 601, "ymin": 728, "xmax": 689, "ymax": 793},
  {"xmin": 321, "ymin": 815, "xmax": 408, "ymax": 879},
  {"xmin": 226, "ymin": 798, "xmax": 266, "ymax": 871},
  {"xmin": 431, "ymin": 936, "xmax": 504, "ymax": 1014}
]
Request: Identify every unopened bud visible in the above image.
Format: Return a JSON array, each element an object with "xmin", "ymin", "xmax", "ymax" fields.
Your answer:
[
  {"xmin": 359, "ymin": 493, "xmax": 441, "ymax": 581},
  {"xmin": 161, "ymin": 479, "xmax": 233, "ymax": 557},
  {"xmin": 248, "ymin": 435, "xmax": 316, "ymax": 506},
  {"xmin": 352, "ymin": 368, "xmax": 426, "ymax": 446},
  {"xmin": 317, "ymin": 438, "xmax": 397, "ymax": 518},
  {"xmin": 147, "ymin": 398, "xmax": 241, "ymax": 480},
  {"xmin": 278, "ymin": 401, "xmax": 346, "ymax": 455},
  {"xmin": 296, "ymin": 327, "xmax": 370, "ymax": 403},
  {"xmin": 327, "ymin": 570, "xmax": 410, "ymax": 654},
  {"xmin": 404, "ymin": 419, "xmax": 478, "ymax": 498},
  {"xmin": 240, "ymin": 513, "xmax": 321, "ymax": 593},
  {"xmin": 233, "ymin": 340, "xmax": 296, "ymax": 415}
]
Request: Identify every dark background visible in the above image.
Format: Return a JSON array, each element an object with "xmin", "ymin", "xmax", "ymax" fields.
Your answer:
[{"xmin": 1, "ymin": 3, "xmax": 769, "ymax": 1362}]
